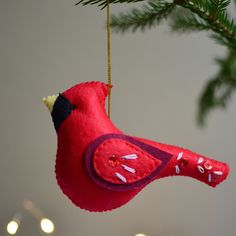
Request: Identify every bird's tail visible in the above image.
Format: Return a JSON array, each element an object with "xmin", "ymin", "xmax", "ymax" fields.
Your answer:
[{"xmin": 159, "ymin": 146, "xmax": 230, "ymax": 187}]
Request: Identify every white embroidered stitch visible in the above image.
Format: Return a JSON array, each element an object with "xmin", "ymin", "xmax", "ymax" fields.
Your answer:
[
  {"xmin": 198, "ymin": 157, "xmax": 204, "ymax": 164},
  {"xmin": 121, "ymin": 154, "xmax": 138, "ymax": 160},
  {"xmin": 122, "ymin": 164, "xmax": 136, "ymax": 173},
  {"xmin": 115, "ymin": 172, "xmax": 127, "ymax": 182},
  {"xmin": 175, "ymin": 165, "xmax": 180, "ymax": 174},
  {"xmin": 208, "ymin": 173, "xmax": 212, "ymax": 182},
  {"xmin": 213, "ymin": 171, "xmax": 223, "ymax": 175},
  {"xmin": 197, "ymin": 165, "xmax": 205, "ymax": 173},
  {"xmin": 177, "ymin": 152, "xmax": 183, "ymax": 160},
  {"xmin": 205, "ymin": 164, "xmax": 212, "ymax": 170}
]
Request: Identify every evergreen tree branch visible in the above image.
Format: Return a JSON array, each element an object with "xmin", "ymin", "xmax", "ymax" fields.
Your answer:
[
  {"xmin": 198, "ymin": 50, "xmax": 236, "ymax": 125},
  {"xmin": 76, "ymin": 0, "xmax": 236, "ymax": 125},
  {"xmin": 170, "ymin": 8, "xmax": 236, "ymax": 49},
  {"xmin": 77, "ymin": 0, "xmax": 236, "ymax": 40},
  {"xmin": 170, "ymin": 9, "xmax": 211, "ymax": 32},
  {"xmin": 75, "ymin": 0, "xmax": 144, "ymax": 9},
  {"xmin": 110, "ymin": 1, "xmax": 176, "ymax": 32},
  {"xmin": 210, "ymin": 33, "xmax": 236, "ymax": 50},
  {"xmin": 210, "ymin": 0, "xmax": 231, "ymax": 13},
  {"xmin": 177, "ymin": 0, "xmax": 236, "ymax": 42}
]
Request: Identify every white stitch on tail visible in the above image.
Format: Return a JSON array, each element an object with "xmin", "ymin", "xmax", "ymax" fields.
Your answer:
[
  {"xmin": 177, "ymin": 152, "xmax": 183, "ymax": 160},
  {"xmin": 115, "ymin": 172, "xmax": 127, "ymax": 183},
  {"xmin": 122, "ymin": 164, "xmax": 136, "ymax": 173},
  {"xmin": 208, "ymin": 173, "xmax": 212, "ymax": 182},
  {"xmin": 198, "ymin": 157, "xmax": 204, "ymax": 164},
  {"xmin": 205, "ymin": 164, "xmax": 212, "ymax": 170},
  {"xmin": 198, "ymin": 165, "xmax": 205, "ymax": 173},
  {"xmin": 213, "ymin": 171, "xmax": 223, "ymax": 175},
  {"xmin": 175, "ymin": 165, "xmax": 180, "ymax": 174},
  {"xmin": 121, "ymin": 154, "xmax": 138, "ymax": 160}
]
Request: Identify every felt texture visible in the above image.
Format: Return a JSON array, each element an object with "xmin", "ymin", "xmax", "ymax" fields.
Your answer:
[
  {"xmin": 85, "ymin": 133, "xmax": 172, "ymax": 191},
  {"xmin": 48, "ymin": 81, "xmax": 230, "ymax": 212},
  {"xmin": 93, "ymin": 139, "xmax": 161, "ymax": 185}
]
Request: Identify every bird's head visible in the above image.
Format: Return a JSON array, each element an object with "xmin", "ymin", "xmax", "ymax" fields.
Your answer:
[{"xmin": 43, "ymin": 81, "xmax": 111, "ymax": 131}]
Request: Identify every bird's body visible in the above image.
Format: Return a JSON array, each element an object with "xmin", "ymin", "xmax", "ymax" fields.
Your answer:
[{"xmin": 44, "ymin": 81, "xmax": 229, "ymax": 212}]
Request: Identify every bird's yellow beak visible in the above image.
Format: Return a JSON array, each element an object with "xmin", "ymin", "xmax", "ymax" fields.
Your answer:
[{"xmin": 43, "ymin": 94, "xmax": 59, "ymax": 113}]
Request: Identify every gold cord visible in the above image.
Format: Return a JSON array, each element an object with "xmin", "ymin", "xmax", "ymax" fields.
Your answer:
[{"xmin": 106, "ymin": 0, "xmax": 112, "ymax": 118}]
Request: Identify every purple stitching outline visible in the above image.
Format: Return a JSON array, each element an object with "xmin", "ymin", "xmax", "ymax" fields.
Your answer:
[{"xmin": 85, "ymin": 133, "xmax": 173, "ymax": 191}]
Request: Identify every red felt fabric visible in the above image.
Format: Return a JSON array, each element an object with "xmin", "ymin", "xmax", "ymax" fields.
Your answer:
[
  {"xmin": 52, "ymin": 81, "xmax": 230, "ymax": 212},
  {"xmin": 93, "ymin": 138, "xmax": 161, "ymax": 184}
]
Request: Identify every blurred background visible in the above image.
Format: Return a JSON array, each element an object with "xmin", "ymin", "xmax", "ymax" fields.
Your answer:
[{"xmin": 0, "ymin": 0, "xmax": 235, "ymax": 235}]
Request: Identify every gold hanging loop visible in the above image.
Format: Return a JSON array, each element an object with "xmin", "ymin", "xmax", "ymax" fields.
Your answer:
[{"xmin": 106, "ymin": 0, "xmax": 112, "ymax": 118}]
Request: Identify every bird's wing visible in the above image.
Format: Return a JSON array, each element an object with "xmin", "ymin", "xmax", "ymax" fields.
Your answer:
[{"xmin": 85, "ymin": 133, "xmax": 173, "ymax": 191}]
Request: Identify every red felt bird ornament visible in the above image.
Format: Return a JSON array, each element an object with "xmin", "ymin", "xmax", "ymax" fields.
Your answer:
[{"xmin": 44, "ymin": 81, "xmax": 229, "ymax": 212}]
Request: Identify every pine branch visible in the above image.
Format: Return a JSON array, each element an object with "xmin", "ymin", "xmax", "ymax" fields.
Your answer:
[
  {"xmin": 76, "ymin": 0, "xmax": 236, "ymax": 39},
  {"xmin": 170, "ymin": 9, "xmax": 211, "ymax": 32},
  {"xmin": 76, "ymin": 0, "xmax": 236, "ymax": 125},
  {"xmin": 75, "ymin": 0, "xmax": 143, "ymax": 9},
  {"xmin": 198, "ymin": 50, "xmax": 236, "ymax": 125},
  {"xmin": 210, "ymin": 33, "xmax": 236, "ymax": 49},
  {"xmin": 177, "ymin": 0, "xmax": 236, "ymax": 41},
  {"xmin": 170, "ymin": 8, "xmax": 236, "ymax": 48},
  {"xmin": 210, "ymin": 0, "xmax": 231, "ymax": 13},
  {"xmin": 110, "ymin": 1, "xmax": 176, "ymax": 32}
]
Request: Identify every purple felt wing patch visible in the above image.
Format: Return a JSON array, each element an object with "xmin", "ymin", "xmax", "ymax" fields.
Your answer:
[{"xmin": 85, "ymin": 134, "xmax": 173, "ymax": 191}]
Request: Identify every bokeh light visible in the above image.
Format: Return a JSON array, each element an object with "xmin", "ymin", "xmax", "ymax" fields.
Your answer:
[
  {"xmin": 135, "ymin": 233, "xmax": 147, "ymax": 236},
  {"xmin": 7, "ymin": 221, "xmax": 19, "ymax": 235},
  {"xmin": 40, "ymin": 218, "xmax": 54, "ymax": 234}
]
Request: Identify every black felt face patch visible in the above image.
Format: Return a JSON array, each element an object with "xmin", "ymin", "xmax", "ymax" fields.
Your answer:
[{"xmin": 51, "ymin": 94, "xmax": 75, "ymax": 131}]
